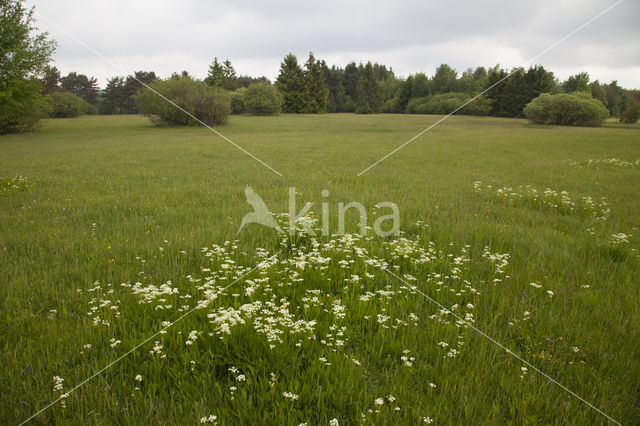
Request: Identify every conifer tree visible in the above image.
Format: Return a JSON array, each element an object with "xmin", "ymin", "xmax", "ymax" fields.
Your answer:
[
  {"xmin": 356, "ymin": 61, "xmax": 380, "ymax": 113},
  {"xmin": 301, "ymin": 52, "xmax": 328, "ymax": 113},
  {"xmin": 275, "ymin": 53, "xmax": 304, "ymax": 113},
  {"xmin": 205, "ymin": 58, "xmax": 225, "ymax": 88}
]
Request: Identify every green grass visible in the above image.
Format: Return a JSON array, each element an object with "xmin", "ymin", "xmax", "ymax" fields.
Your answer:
[{"xmin": 1, "ymin": 113, "xmax": 639, "ymax": 425}]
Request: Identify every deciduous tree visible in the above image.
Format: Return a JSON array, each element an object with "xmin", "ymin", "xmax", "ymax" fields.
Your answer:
[{"xmin": 0, "ymin": 0, "xmax": 56, "ymax": 134}]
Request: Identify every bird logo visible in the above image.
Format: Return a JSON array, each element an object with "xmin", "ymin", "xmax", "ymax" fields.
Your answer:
[{"xmin": 237, "ymin": 186, "xmax": 284, "ymax": 234}]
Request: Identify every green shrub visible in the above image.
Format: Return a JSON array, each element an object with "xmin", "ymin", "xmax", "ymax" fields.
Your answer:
[
  {"xmin": 84, "ymin": 103, "xmax": 98, "ymax": 115},
  {"xmin": 244, "ymin": 83, "xmax": 282, "ymax": 116},
  {"xmin": 381, "ymin": 98, "xmax": 399, "ymax": 113},
  {"xmin": 354, "ymin": 104, "xmax": 373, "ymax": 114},
  {"xmin": 405, "ymin": 93, "xmax": 491, "ymax": 116},
  {"xmin": 342, "ymin": 96, "xmax": 356, "ymax": 113},
  {"xmin": 0, "ymin": 78, "xmax": 46, "ymax": 134},
  {"xmin": 620, "ymin": 102, "xmax": 640, "ymax": 124},
  {"xmin": 523, "ymin": 92, "xmax": 609, "ymax": 126},
  {"xmin": 230, "ymin": 88, "xmax": 247, "ymax": 114},
  {"xmin": 44, "ymin": 91, "xmax": 90, "ymax": 118},
  {"xmin": 135, "ymin": 77, "xmax": 231, "ymax": 126}
]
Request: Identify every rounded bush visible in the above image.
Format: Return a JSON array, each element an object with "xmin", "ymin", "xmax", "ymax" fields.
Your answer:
[
  {"xmin": 0, "ymin": 78, "xmax": 47, "ymax": 134},
  {"xmin": 231, "ymin": 88, "xmax": 247, "ymax": 114},
  {"xmin": 406, "ymin": 93, "xmax": 491, "ymax": 116},
  {"xmin": 524, "ymin": 92, "xmax": 609, "ymax": 126},
  {"xmin": 44, "ymin": 91, "xmax": 91, "ymax": 118},
  {"xmin": 354, "ymin": 104, "xmax": 373, "ymax": 114},
  {"xmin": 243, "ymin": 83, "xmax": 282, "ymax": 116},
  {"xmin": 135, "ymin": 76, "xmax": 231, "ymax": 126},
  {"xmin": 620, "ymin": 102, "xmax": 639, "ymax": 124}
]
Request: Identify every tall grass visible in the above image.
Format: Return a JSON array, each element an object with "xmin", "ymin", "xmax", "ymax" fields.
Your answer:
[{"xmin": 1, "ymin": 114, "xmax": 639, "ymax": 424}]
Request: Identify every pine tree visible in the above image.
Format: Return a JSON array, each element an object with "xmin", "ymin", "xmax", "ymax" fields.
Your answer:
[
  {"xmin": 356, "ymin": 61, "xmax": 380, "ymax": 113},
  {"xmin": 301, "ymin": 52, "xmax": 328, "ymax": 113},
  {"xmin": 205, "ymin": 58, "xmax": 225, "ymax": 88},
  {"xmin": 222, "ymin": 59, "xmax": 237, "ymax": 90},
  {"xmin": 343, "ymin": 62, "xmax": 359, "ymax": 101},
  {"xmin": 41, "ymin": 65, "xmax": 60, "ymax": 95},
  {"xmin": 276, "ymin": 53, "xmax": 304, "ymax": 113},
  {"xmin": 102, "ymin": 76, "xmax": 126, "ymax": 114},
  {"xmin": 396, "ymin": 75, "xmax": 414, "ymax": 113}
]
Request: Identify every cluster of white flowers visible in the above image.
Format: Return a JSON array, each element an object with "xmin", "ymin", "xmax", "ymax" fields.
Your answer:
[
  {"xmin": 610, "ymin": 233, "xmax": 631, "ymax": 245},
  {"xmin": 282, "ymin": 391, "xmax": 299, "ymax": 400},
  {"xmin": 0, "ymin": 175, "xmax": 31, "ymax": 195},
  {"xmin": 134, "ymin": 374, "xmax": 142, "ymax": 390},
  {"xmin": 401, "ymin": 349, "xmax": 415, "ymax": 367},
  {"xmin": 567, "ymin": 158, "xmax": 639, "ymax": 168},
  {"xmin": 75, "ymin": 220, "xmax": 522, "ymax": 422},
  {"xmin": 52, "ymin": 376, "xmax": 68, "ymax": 408},
  {"xmin": 149, "ymin": 341, "xmax": 165, "ymax": 358},
  {"xmin": 474, "ymin": 181, "xmax": 610, "ymax": 220},
  {"xmin": 185, "ymin": 330, "xmax": 199, "ymax": 345},
  {"xmin": 482, "ymin": 247, "xmax": 510, "ymax": 279},
  {"xmin": 200, "ymin": 414, "xmax": 217, "ymax": 424}
]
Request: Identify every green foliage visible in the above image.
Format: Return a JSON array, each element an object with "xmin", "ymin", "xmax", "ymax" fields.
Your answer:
[
  {"xmin": 0, "ymin": 0, "xmax": 55, "ymax": 134},
  {"xmin": 276, "ymin": 53, "xmax": 304, "ymax": 113},
  {"xmin": 523, "ymin": 92, "xmax": 609, "ymax": 126},
  {"xmin": 2, "ymin": 114, "xmax": 640, "ymax": 424},
  {"xmin": 604, "ymin": 81, "xmax": 625, "ymax": 118},
  {"xmin": 301, "ymin": 53, "xmax": 328, "ymax": 113},
  {"xmin": 135, "ymin": 76, "xmax": 231, "ymax": 126},
  {"xmin": 342, "ymin": 62, "xmax": 359, "ymax": 101},
  {"xmin": 0, "ymin": 78, "xmax": 47, "ymax": 133},
  {"xmin": 562, "ymin": 72, "xmax": 590, "ymax": 93},
  {"xmin": 590, "ymin": 80, "xmax": 627, "ymax": 118},
  {"xmin": 205, "ymin": 58, "xmax": 237, "ymax": 90},
  {"xmin": 60, "ymin": 72, "xmax": 99, "ymax": 105},
  {"xmin": 321, "ymin": 62, "xmax": 346, "ymax": 113},
  {"xmin": 123, "ymin": 71, "xmax": 157, "ymax": 114},
  {"xmin": 342, "ymin": 95, "xmax": 356, "ymax": 113},
  {"xmin": 41, "ymin": 65, "xmax": 60, "ymax": 95},
  {"xmin": 406, "ymin": 93, "xmax": 491, "ymax": 116},
  {"xmin": 243, "ymin": 83, "xmax": 282, "ymax": 116},
  {"xmin": 231, "ymin": 88, "xmax": 247, "ymax": 114},
  {"xmin": 620, "ymin": 100, "xmax": 640, "ymax": 124},
  {"xmin": 431, "ymin": 64, "xmax": 458, "ymax": 94},
  {"xmin": 395, "ymin": 76, "xmax": 414, "ymax": 113},
  {"xmin": 44, "ymin": 91, "xmax": 91, "ymax": 118},
  {"xmin": 205, "ymin": 58, "xmax": 224, "ymax": 88},
  {"xmin": 99, "ymin": 71, "xmax": 157, "ymax": 115},
  {"xmin": 411, "ymin": 73, "xmax": 430, "ymax": 98},
  {"xmin": 485, "ymin": 65, "xmax": 556, "ymax": 118},
  {"xmin": 236, "ymin": 75, "xmax": 270, "ymax": 88},
  {"xmin": 100, "ymin": 76, "xmax": 126, "ymax": 114},
  {"xmin": 356, "ymin": 62, "xmax": 380, "ymax": 113}
]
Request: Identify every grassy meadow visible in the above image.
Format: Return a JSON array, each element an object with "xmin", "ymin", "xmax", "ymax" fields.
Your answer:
[{"xmin": 1, "ymin": 113, "xmax": 639, "ymax": 424}]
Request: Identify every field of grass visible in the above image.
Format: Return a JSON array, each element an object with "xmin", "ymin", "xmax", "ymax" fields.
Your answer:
[{"xmin": 1, "ymin": 113, "xmax": 639, "ymax": 424}]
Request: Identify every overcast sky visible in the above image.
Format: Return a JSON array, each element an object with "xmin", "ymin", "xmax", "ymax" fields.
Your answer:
[{"xmin": 27, "ymin": 0, "xmax": 640, "ymax": 89}]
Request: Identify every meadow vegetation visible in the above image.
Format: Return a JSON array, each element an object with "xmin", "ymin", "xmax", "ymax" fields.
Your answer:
[{"xmin": 1, "ymin": 113, "xmax": 639, "ymax": 424}]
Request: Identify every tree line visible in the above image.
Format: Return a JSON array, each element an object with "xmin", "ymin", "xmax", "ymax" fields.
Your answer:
[
  {"xmin": 1, "ymin": 0, "xmax": 639, "ymax": 134},
  {"xmin": 40, "ymin": 53, "xmax": 640, "ymax": 124}
]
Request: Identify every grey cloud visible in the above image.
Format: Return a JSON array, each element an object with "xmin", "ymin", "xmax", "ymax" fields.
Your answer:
[{"xmin": 29, "ymin": 0, "xmax": 639, "ymax": 88}]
